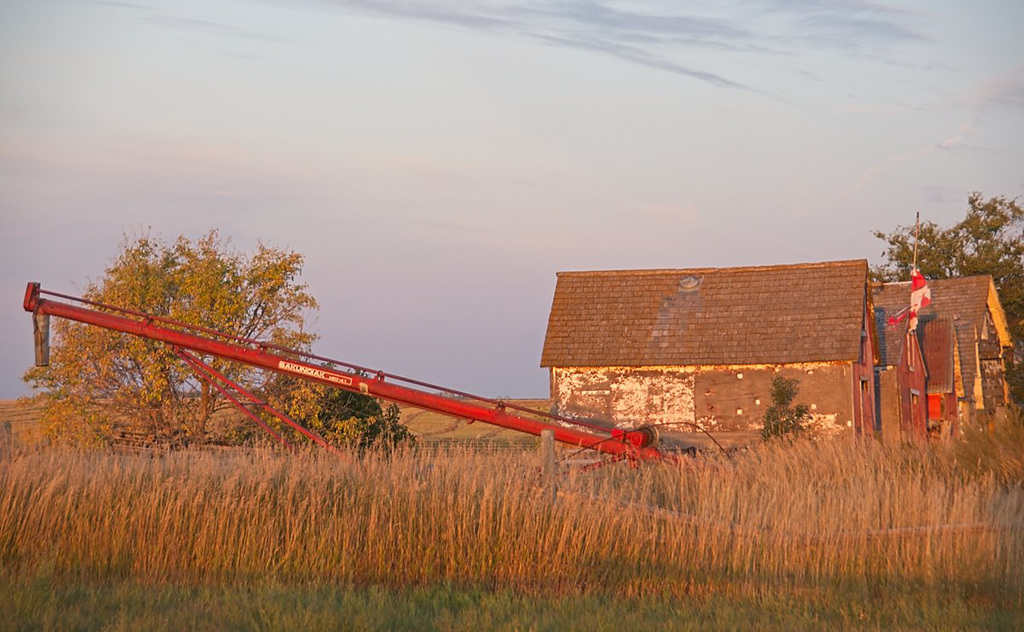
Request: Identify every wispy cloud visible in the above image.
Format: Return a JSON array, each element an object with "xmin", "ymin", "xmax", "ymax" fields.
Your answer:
[
  {"xmin": 765, "ymin": 0, "xmax": 924, "ymax": 47},
  {"xmin": 99, "ymin": 1, "xmax": 927, "ymax": 90},
  {"xmin": 527, "ymin": 31, "xmax": 751, "ymax": 90},
  {"xmin": 834, "ymin": 103, "xmax": 919, "ymax": 116},
  {"xmin": 922, "ymin": 184, "xmax": 957, "ymax": 205},
  {"xmin": 941, "ymin": 65, "xmax": 1024, "ymax": 149},
  {"xmin": 827, "ymin": 144, "xmax": 933, "ymax": 208},
  {"xmin": 310, "ymin": 1, "xmax": 924, "ymax": 91},
  {"xmin": 828, "ymin": 66, "xmax": 1024, "ymax": 207},
  {"xmin": 139, "ymin": 14, "xmax": 275, "ymax": 41},
  {"xmin": 98, "ymin": 1, "xmax": 279, "ymax": 44}
]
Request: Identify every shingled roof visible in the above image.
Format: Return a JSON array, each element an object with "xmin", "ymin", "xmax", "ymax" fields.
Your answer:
[{"xmin": 541, "ymin": 260, "xmax": 870, "ymax": 368}]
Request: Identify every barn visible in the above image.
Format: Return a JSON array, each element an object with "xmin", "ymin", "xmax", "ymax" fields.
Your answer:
[
  {"xmin": 873, "ymin": 276, "xmax": 1013, "ymax": 427},
  {"xmin": 540, "ymin": 260, "xmax": 879, "ymax": 446},
  {"xmin": 871, "ymin": 309, "xmax": 928, "ymax": 443}
]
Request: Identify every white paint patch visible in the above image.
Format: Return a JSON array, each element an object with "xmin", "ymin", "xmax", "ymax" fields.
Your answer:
[
  {"xmin": 552, "ymin": 367, "xmax": 696, "ymax": 429},
  {"xmin": 695, "ymin": 415, "xmax": 718, "ymax": 428},
  {"xmin": 805, "ymin": 413, "xmax": 843, "ymax": 434}
]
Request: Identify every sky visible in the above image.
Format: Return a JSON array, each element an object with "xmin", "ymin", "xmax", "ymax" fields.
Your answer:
[{"xmin": 1, "ymin": 0, "xmax": 1022, "ymax": 400}]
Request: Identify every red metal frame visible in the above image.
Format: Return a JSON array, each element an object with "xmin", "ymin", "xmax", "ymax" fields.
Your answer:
[
  {"xmin": 173, "ymin": 348, "xmax": 295, "ymax": 452},
  {"xmin": 24, "ymin": 283, "xmax": 672, "ymax": 461},
  {"xmin": 174, "ymin": 347, "xmax": 342, "ymax": 453}
]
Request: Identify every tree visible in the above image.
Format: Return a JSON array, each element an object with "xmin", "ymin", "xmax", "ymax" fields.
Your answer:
[
  {"xmin": 761, "ymin": 376, "xmax": 811, "ymax": 440},
  {"xmin": 280, "ymin": 378, "xmax": 415, "ymax": 452},
  {"xmin": 24, "ymin": 230, "xmax": 318, "ymax": 445},
  {"xmin": 872, "ymin": 193, "xmax": 1024, "ymax": 403}
]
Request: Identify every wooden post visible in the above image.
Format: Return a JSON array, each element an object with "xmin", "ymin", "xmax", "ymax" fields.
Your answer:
[
  {"xmin": 0, "ymin": 422, "xmax": 12, "ymax": 460},
  {"xmin": 33, "ymin": 312, "xmax": 50, "ymax": 366},
  {"xmin": 540, "ymin": 429, "xmax": 557, "ymax": 504}
]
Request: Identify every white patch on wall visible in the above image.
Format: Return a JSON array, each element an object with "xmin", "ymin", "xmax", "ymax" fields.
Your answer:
[
  {"xmin": 553, "ymin": 367, "xmax": 696, "ymax": 429},
  {"xmin": 806, "ymin": 413, "xmax": 843, "ymax": 433},
  {"xmin": 695, "ymin": 415, "xmax": 718, "ymax": 428}
]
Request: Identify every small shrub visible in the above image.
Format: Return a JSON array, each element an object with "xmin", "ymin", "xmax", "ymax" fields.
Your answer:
[
  {"xmin": 299, "ymin": 386, "xmax": 415, "ymax": 452},
  {"xmin": 276, "ymin": 371, "xmax": 415, "ymax": 452},
  {"xmin": 761, "ymin": 376, "xmax": 811, "ymax": 440},
  {"xmin": 323, "ymin": 401, "xmax": 414, "ymax": 452}
]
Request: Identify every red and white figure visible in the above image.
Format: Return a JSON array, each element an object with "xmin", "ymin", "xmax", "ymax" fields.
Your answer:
[
  {"xmin": 908, "ymin": 269, "xmax": 931, "ymax": 331},
  {"xmin": 885, "ymin": 269, "xmax": 932, "ymax": 330}
]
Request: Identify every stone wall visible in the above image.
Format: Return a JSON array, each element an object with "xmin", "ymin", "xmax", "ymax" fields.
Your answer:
[{"xmin": 551, "ymin": 362, "xmax": 855, "ymax": 435}]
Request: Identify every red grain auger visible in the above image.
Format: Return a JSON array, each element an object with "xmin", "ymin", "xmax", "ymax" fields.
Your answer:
[{"xmin": 24, "ymin": 282, "xmax": 673, "ymax": 462}]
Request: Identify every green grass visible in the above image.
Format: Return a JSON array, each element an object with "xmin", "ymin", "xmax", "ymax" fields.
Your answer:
[{"xmin": 2, "ymin": 573, "xmax": 1020, "ymax": 631}]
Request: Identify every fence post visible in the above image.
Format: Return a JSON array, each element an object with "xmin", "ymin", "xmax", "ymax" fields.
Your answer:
[
  {"xmin": 0, "ymin": 421, "xmax": 12, "ymax": 460},
  {"xmin": 540, "ymin": 429, "xmax": 557, "ymax": 504}
]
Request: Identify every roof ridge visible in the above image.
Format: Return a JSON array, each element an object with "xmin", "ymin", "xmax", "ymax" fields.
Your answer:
[
  {"xmin": 928, "ymin": 275, "xmax": 993, "ymax": 284},
  {"xmin": 878, "ymin": 275, "xmax": 993, "ymax": 286},
  {"xmin": 556, "ymin": 259, "xmax": 867, "ymax": 277}
]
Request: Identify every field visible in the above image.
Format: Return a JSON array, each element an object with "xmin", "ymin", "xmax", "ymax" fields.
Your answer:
[
  {"xmin": 2, "ymin": 420, "xmax": 1023, "ymax": 630},
  {"xmin": 399, "ymin": 399, "xmax": 550, "ymax": 450},
  {"xmin": 0, "ymin": 399, "xmax": 46, "ymax": 449},
  {"xmin": 0, "ymin": 398, "xmax": 551, "ymax": 452}
]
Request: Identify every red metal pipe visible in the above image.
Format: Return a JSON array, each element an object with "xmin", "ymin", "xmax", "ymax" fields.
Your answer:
[
  {"xmin": 174, "ymin": 348, "xmax": 338, "ymax": 452},
  {"xmin": 173, "ymin": 348, "xmax": 295, "ymax": 451},
  {"xmin": 36, "ymin": 288, "xmax": 624, "ymax": 437},
  {"xmin": 24, "ymin": 283, "xmax": 671, "ymax": 461}
]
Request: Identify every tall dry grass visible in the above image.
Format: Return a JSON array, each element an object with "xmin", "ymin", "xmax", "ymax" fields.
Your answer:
[{"xmin": 0, "ymin": 438, "xmax": 1021, "ymax": 597}]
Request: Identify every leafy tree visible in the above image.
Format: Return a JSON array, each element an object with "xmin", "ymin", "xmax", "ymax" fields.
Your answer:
[
  {"xmin": 24, "ymin": 230, "xmax": 318, "ymax": 445},
  {"xmin": 761, "ymin": 376, "xmax": 811, "ymax": 440},
  {"xmin": 280, "ymin": 378, "xmax": 415, "ymax": 452},
  {"xmin": 872, "ymin": 193, "xmax": 1024, "ymax": 403}
]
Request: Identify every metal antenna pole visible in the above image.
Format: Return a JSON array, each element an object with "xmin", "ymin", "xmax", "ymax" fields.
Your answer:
[{"xmin": 913, "ymin": 211, "xmax": 920, "ymax": 272}]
